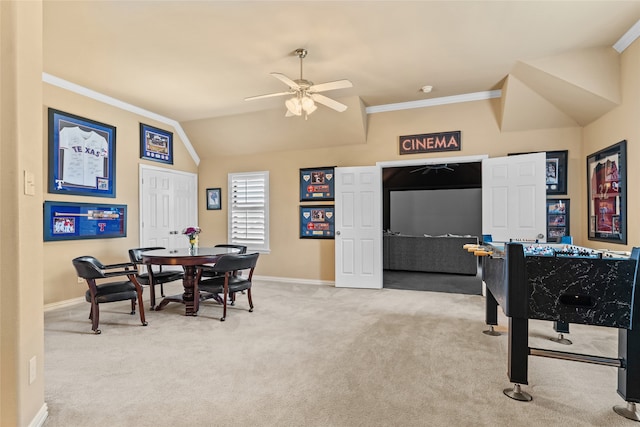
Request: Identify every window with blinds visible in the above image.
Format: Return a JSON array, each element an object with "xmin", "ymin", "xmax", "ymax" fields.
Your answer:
[{"xmin": 228, "ymin": 171, "xmax": 270, "ymax": 252}]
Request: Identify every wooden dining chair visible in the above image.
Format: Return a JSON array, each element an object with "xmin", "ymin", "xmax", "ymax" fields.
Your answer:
[
  {"xmin": 196, "ymin": 252, "xmax": 259, "ymax": 321},
  {"xmin": 128, "ymin": 247, "xmax": 184, "ymax": 310},
  {"xmin": 72, "ymin": 256, "xmax": 148, "ymax": 334}
]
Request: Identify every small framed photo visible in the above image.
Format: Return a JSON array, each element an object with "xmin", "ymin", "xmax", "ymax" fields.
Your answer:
[
  {"xmin": 546, "ymin": 199, "xmax": 570, "ymax": 243},
  {"xmin": 206, "ymin": 188, "xmax": 221, "ymax": 210},
  {"xmin": 48, "ymin": 108, "xmax": 116, "ymax": 198},
  {"xmin": 140, "ymin": 123, "xmax": 173, "ymax": 164}
]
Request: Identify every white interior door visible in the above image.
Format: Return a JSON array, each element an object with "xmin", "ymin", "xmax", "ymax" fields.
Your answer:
[
  {"xmin": 334, "ymin": 166, "xmax": 382, "ymax": 289},
  {"xmin": 482, "ymin": 152, "xmax": 546, "ymax": 242},
  {"xmin": 140, "ymin": 165, "xmax": 198, "ymax": 249}
]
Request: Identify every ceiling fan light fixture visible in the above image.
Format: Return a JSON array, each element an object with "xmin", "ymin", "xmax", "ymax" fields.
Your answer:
[
  {"xmin": 285, "ymin": 97, "xmax": 302, "ymax": 116},
  {"xmin": 301, "ymin": 96, "xmax": 317, "ymax": 114}
]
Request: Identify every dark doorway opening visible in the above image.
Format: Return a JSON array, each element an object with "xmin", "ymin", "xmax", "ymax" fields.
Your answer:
[{"xmin": 382, "ymin": 161, "xmax": 483, "ymax": 294}]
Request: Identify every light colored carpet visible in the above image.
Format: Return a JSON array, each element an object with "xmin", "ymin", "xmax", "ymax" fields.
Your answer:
[{"xmin": 43, "ymin": 280, "xmax": 636, "ymax": 427}]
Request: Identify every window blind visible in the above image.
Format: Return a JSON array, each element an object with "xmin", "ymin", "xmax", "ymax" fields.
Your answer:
[{"xmin": 228, "ymin": 171, "xmax": 269, "ymax": 251}]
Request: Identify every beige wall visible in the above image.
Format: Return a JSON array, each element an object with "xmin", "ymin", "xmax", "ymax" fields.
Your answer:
[
  {"xmin": 197, "ymin": 99, "xmax": 585, "ymax": 281},
  {"xmin": 42, "ymin": 85, "xmax": 198, "ymax": 305},
  {"xmin": 583, "ymin": 40, "xmax": 640, "ymax": 252},
  {"xmin": 1, "ymin": 1, "xmax": 45, "ymax": 425}
]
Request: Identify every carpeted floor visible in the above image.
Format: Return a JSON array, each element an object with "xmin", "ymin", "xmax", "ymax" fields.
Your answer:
[{"xmin": 42, "ymin": 279, "xmax": 637, "ymax": 427}]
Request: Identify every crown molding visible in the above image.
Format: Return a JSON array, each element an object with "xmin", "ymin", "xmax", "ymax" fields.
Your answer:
[
  {"xmin": 42, "ymin": 73, "xmax": 200, "ymax": 166},
  {"xmin": 366, "ymin": 90, "xmax": 502, "ymax": 114},
  {"xmin": 613, "ymin": 18, "xmax": 640, "ymax": 53}
]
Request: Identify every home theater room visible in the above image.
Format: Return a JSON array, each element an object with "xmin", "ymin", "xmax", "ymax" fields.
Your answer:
[{"xmin": 3, "ymin": 2, "xmax": 640, "ymax": 426}]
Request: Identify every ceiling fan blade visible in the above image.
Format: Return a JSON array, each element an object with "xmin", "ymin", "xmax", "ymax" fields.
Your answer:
[
  {"xmin": 309, "ymin": 93, "xmax": 348, "ymax": 112},
  {"xmin": 309, "ymin": 79, "xmax": 353, "ymax": 93},
  {"xmin": 244, "ymin": 91, "xmax": 294, "ymax": 101},
  {"xmin": 270, "ymin": 72, "xmax": 301, "ymax": 90}
]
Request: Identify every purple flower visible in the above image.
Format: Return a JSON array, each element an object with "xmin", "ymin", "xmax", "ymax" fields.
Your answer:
[{"xmin": 182, "ymin": 226, "xmax": 201, "ymax": 237}]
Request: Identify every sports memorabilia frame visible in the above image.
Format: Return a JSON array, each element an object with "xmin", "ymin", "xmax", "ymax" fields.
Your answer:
[
  {"xmin": 43, "ymin": 201, "xmax": 127, "ymax": 241},
  {"xmin": 587, "ymin": 140, "xmax": 626, "ymax": 244},
  {"xmin": 48, "ymin": 108, "xmax": 117, "ymax": 198},
  {"xmin": 140, "ymin": 123, "xmax": 173, "ymax": 164}
]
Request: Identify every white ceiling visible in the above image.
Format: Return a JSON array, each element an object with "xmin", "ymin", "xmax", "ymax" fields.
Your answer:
[{"xmin": 43, "ymin": 1, "xmax": 640, "ymax": 157}]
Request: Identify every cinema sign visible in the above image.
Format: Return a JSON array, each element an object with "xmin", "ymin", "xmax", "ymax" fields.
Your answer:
[{"xmin": 399, "ymin": 131, "xmax": 461, "ymax": 155}]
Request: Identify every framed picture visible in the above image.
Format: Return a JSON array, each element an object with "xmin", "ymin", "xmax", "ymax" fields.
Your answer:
[
  {"xmin": 140, "ymin": 123, "xmax": 173, "ymax": 164},
  {"xmin": 545, "ymin": 150, "xmax": 568, "ymax": 195},
  {"xmin": 546, "ymin": 199, "xmax": 570, "ymax": 242},
  {"xmin": 587, "ymin": 140, "xmax": 626, "ymax": 244},
  {"xmin": 300, "ymin": 205, "xmax": 335, "ymax": 239},
  {"xmin": 48, "ymin": 108, "xmax": 116, "ymax": 198},
  {"xmin": 300, "ymin": 167, "xmax": 335, "ymax": 201},
  {"xmin": 509, "ymin": 150, "xmax": 567, "ymax": 195},
  {"xmin": 206, "ymin": 188, "xmax": 221, "ymax": 210},
  {"xmin": 43, "ymin": 201, "xmax": 127, "ymax": 241}
]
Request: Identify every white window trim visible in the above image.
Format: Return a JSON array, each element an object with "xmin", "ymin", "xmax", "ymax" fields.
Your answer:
[{"xmin": 228, "ymin": 171, "xmax": 270, "ymax": 253}]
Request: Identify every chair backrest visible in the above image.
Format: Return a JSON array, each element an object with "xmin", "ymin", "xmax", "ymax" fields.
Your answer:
[
  {"xmin": 214, "ymin": 244, "xmax": 248, "ymax": 254},
  {"xmin": 210, "ymin": 252, "xmax": 259, "ymax": 274},
  {"xmin": 72, "ymin": 256, "xmax": 107, "ymax": 279},
  {"xmin": 129, "ymin": 247, "xmax": 165, "ymax": 264}
]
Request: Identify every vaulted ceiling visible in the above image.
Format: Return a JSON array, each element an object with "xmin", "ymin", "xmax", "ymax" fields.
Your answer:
[{"xmin": 43, "ymin": 1, "xmax": 640, "ymax": 158}]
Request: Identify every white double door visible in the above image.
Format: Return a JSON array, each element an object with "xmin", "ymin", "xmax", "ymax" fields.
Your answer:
[
  {"xmin": 334, "ymin": 153, "xmax": 546, "ymax": 289},
  {"xmin": 139, "ymin": 164, "xmax": 198, "ymax": 249}
]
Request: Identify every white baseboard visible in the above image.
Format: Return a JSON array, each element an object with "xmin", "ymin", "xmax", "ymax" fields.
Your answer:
[
  {"xmin": 29, "ymin": 403, "xmax": 48, "ymax": 427},
  {"xmin": 44, "ymin": 297, "xmax": 84, "ymax": 312}
]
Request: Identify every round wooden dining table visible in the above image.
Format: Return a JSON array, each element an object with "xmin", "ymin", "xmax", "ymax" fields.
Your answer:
[{"xmin": 141, "ymin": 246, "xmax": 240, "ymax": 316}]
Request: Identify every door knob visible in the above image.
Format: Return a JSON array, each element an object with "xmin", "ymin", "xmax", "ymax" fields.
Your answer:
[{"xmin": 336, "ymin": 231, "xmax": 341, "ymax": 236}]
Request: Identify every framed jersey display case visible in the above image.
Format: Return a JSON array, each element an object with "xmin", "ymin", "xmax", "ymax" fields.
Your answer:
[
  {"xmin": 47, "ymin": 108, "xmax": 116, "ymax": 198},
  {"xmin": 587, "ymin": 140, "xmax": 626, "ymax": 244}
]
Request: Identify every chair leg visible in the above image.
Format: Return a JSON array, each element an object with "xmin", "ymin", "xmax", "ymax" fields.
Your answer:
[
  {"xmin": 160, "ymin": 283, "xmax": 165, "ymax": 297},
  {"xmin": 130, "ymin": 298, "xmax": 136, "ymax": 315},
  {"xmin": 247, "ymin": 288, "xmax": 254, "ymax": 312},
  {"xmin": 149, "ymin": 284, "xmax": 156, "ymax": 310},
  {"xmin": 135, "ymin": 290, "xmax": 148, "ymax": 327},
  {"xmin": 91, "ymin": 301, "xmax": 101, "ymax": 334},
  {"xmin": 220, "ymin": 288, "xmax": 228, "ymax": 322}
]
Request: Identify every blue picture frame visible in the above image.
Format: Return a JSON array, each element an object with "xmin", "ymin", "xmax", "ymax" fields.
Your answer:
[
  {"xmin": 43, "ymin": 201, "xmax": 127, "ymax": 241},
  {"xmin": 140, "ymin": 123, "xmax": 173, "ymax": 164},
  {"xmin": 48, "ymin": 108, "xmax": 116, "ymax": 198},
  {"xmin": 300, "ymin": 166, "xmax": 335, "ymax": 201},
  {"xmin": 300, "ymin": 205, "xmax": 335, "ymax": 239}
]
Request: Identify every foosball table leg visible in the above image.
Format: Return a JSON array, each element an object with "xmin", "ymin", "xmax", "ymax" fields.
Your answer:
[
  {"xmin": 483, "ymin": 288, "xmax": 501, "ymax": 336},
  {"xmin": 613, "ymin": 402, "xmax": 640, "ymax": 422},
  {"xmin": 503, "ymin": 383, "xmax": 532, "ymax": 402},
  {"xmin": 550, "ymin": 321, "xmax": 572, "ymax": 345}
]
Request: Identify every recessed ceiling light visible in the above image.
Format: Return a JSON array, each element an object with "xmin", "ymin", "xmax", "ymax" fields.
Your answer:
[{"xmin": 420, "ymin": 85, "xmax": 433, "ymax": 93}]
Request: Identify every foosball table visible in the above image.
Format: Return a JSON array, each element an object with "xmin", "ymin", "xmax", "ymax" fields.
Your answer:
[{"xmin": 466, "ymin": 241, "xmax": 640, "ymax": 421}]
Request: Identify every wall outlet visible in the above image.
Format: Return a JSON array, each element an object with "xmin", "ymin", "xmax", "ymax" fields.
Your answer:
[
  {"xmin": 77, "ymin": 277, "xmax": 84, "ymax": 284},
  {"xmin": 29, "ymin": 356, "xmax": 36, "ymax": 384}
]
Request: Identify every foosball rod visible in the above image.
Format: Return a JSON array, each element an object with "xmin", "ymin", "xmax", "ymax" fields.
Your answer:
[{"xmin": 529, "ymin": 347, "xmax": 623, "ymax": 367}]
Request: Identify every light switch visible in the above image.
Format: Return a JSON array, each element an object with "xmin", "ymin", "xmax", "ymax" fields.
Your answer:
[{"xmin": 24, "ymin": 170, "xmax": 35, "ymax": 196}]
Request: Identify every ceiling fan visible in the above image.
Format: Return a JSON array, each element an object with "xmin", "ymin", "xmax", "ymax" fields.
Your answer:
[
  {"xmin": 409, "ymin": 163, "xmax": 458, "ymax": 175},
  {"xmin": 244, "ymin": 48, "xmax": 353, "ymax": 119}
]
